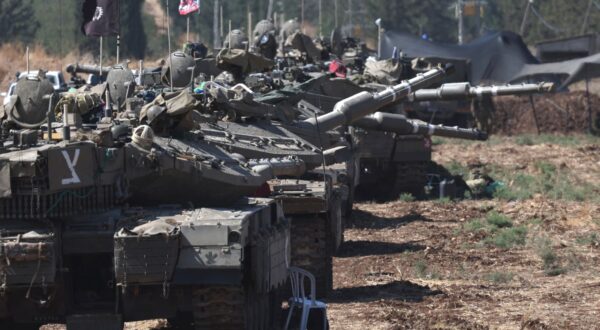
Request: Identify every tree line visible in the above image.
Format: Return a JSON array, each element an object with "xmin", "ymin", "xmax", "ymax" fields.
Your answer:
[{"xmin": 1, "ymin": 0, "xmax": 600, "ymax": 59}]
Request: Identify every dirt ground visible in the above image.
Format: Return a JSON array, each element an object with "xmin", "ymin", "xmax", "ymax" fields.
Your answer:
[
  {"xmin": 328, "ymin": 135, "xmax": 600, "ymax": 330},
  {"xmin": 40, "ymin": 136, "xmax": 600, "ymax": 330}
]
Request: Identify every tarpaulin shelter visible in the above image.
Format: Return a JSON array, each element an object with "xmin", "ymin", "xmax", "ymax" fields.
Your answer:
[
  {"xmin": 381, "ymin": 30, "xmax": 539, "ymax": 84},
  {"xmin": 511, "ymin": 53, "xmax": 600, "ymax": 90}
]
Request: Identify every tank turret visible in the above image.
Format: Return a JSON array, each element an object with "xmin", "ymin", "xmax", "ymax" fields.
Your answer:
[
  {"xmin": 4, "ymin": 73, "xmax": 55, "ymax": 129},
  {"xmin": 106, "ymin": 64, "xmax": 136, "ymax": 109},
  {"xmin": 409, "ymin": 82, "xmax": 554, "ymax": 102},
  {"xmin": 161, "ymin": 51, "xmax": 196, "ymax": 88},
  {"xmin": 223, "ymin": 29, "xmax": 249, "ymax": 50},
  {"xmin": 354, "ymin": 112, "xmax": 488, "ymax": 140}
]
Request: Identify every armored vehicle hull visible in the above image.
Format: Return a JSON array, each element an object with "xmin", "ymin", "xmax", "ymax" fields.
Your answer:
[{"xmin": 0, "ymin": 198, "xmax": 290, "ymax": 330}]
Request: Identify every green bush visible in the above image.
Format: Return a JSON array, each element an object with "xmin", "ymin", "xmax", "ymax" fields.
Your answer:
[
  {"xmin": 399, "ymin": 193, "xmax": 416, "ymax": 202},
  {"xmin": 484, "ymin": 226, "xmax": 527, "ymax": 249},
  {"xmin": 461, "ymin": 211, "xmax": 527, "ymax": 249}
]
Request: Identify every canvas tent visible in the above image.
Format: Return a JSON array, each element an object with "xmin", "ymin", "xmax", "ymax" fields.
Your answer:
[
  {"xmin": 381, "ymin": 31, "xmax": 539, "ymax": 85},
  {"xmin": 510, "ymin": 53, "xmax": 600, "ymax": 90}
]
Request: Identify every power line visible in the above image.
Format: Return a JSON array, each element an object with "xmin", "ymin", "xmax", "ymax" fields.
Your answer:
[{"xmin": 530, "ymin": 4, "xmax": 569, "ymax": 34}]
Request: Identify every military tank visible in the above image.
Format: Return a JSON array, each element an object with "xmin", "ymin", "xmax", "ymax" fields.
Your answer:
[
  {"xmin": 196, "ymin": 65, "xmax": 450, "ymax": 297},
  {"xmin": 0, "ymin": 73, "xmax": 311, "ymax": 330},
  {"xmin": 352, "ymin": 81, "xmax": 555, "ymax": 198}
]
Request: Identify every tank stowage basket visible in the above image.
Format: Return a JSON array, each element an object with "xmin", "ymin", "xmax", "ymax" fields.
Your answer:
[
  {"xmin": 0, "ymin": 234, "xmax": 56, "ymax": 286},
  {"xmin": 114, "ymin": 230, "xmax": 180, "ymax": 285}
]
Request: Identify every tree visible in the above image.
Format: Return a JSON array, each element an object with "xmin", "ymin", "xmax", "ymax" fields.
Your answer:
[{"xmin": 0, "ymin": 0, "xmax": 40, "ymax": 44}]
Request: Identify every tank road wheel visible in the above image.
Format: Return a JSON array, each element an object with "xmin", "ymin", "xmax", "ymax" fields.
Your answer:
[
  {"xmin": 192, "ymin": 285, "xmax": 274, "ymax": 330},
  {"xmin": 290, "ymin": 215, "xmax": 333, "ymax": 298}
]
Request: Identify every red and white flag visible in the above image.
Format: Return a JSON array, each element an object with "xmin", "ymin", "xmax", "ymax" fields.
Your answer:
[{"xmin": 179, "ymin": 0, "xmax": 200, "ymax": 15}]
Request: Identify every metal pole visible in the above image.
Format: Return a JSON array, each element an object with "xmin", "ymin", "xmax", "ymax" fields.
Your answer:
[
  {"xmin": 228, "ymin": 20, "xmax": 232, "ymax": 50},
  {"xmin": 586, "ymin": 78, "xmax": 593, "ymax": 133},
  {"xmin": 375, "ymin": 19, "xmax": 382, "ymax": 59},
  {"xmin": 267, "ymin": 0, "xmax": 274, "ymax": 20},
  {"xmin": 167, "ymin": 0, "xmax": 173, "ymax": 91},
  {"xmin": 116, "ymin": 34, "xmax": 120, "ymax": 63},
  {"xmin": 319, "ymin": 0, "xmax": 322, "ymax": 38},
  {"xmin": 117, "ymin": 0, "xmax": 121, "ymax": 63},
  {"xmin": 138, "ymin": 60, "xmax": 143, "ymax": 85},
  {"xmin": 26, "ymin": 46, "xmax": 30, "ymax": 74},
  {"xmin": 334, "ymin": 0, "xmax": 338, "ymax": 27},
  {"xmin": 301, "ymin": 0, "xmax": 305, "ymax": 34},
  {"xmin": 529, "ymin": 95, "xmax": 540, "ymax": 135},
  {"xmin": 213, "ymin": 0, "xmax": 220, "ymax": 49},
  {"xmin": 99, "ymin": 36, "xmax": 103, "ymax": 81},
  {"xmin": 581, "ymin": 0, "xmax": 593, "ymax": 35},
  {"xmin": 457, "ymin": 0, "xmax": 464, "ymax": 44},
  {"xmin": 248, "ymin": 11, "xmax": 252, "ymax": 46},
  {"xmin": 348, "ymin": 0, "xmax": 353, "ymax": 36},
  {"xmin": 220, "ymin": 5, "xmax": 224, "ymax": 38},
  {"xmin": 187, "ymin": 16, "xmax": 190, "ymax": 42},
  {"xmin": 475, "ymin": 0, "xmax": 481, "ymax": 37},
  {"xmin": 520, "ymin": 0, "xmax": 533, "ymax": 36}
]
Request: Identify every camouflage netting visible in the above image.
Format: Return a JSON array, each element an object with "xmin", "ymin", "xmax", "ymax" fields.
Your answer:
[{"xmin": 491, "ymin": 91, "xmax": 600, "ymax": 135}]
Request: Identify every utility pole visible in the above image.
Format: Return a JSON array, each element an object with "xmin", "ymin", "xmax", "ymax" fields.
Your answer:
[
  {"xmin": 213, "ymin": 0, "xmax": 221, "ymax": 50},
  {"xmin": 474, "ymin": 0, "xmax": 481, "ymax": 37},
  {"xmin": 581, "ymin": 0, "xmax": 593, "ymax": 35},
  {"xmin": 520, "ymin": 0, "xmax": 534, "ymax": 37},
  {"xmin": 334, "ymin": 0, "xmax": 339, "ymax": 27},
  {"xmin": 348, "ymin": 0, "xmax": 353, "ymax": 36},
  {"xmin": 267, "ymin": 0, "xmax": 274, "ymax": 20},
  {"xmin": 300, "ymin": 0, "xmax": 305, "ymax": 33},
  {"xmin": 319, "ymin": 0, "xmax": 323, "ymax": 38},
  {"xmin": 457, "ymin": 0, "xmax": 464, "ymax": 44}
]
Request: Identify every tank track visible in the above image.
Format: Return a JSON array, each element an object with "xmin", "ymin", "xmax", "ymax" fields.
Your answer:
[
  {"xmin": 192, "ymin": 285, "xmax": 278, "ymax": 330},
  {"xmin": 290, "ymin": 215, "xmax": 333, "ymax": 298}
]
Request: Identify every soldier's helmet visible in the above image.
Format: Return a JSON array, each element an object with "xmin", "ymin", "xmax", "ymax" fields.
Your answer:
[
  {"xmin": 222, "ymin": 29, "xmax": 248, "ymax": 50},
  {"xmin": 162, "ymin": 51, "xmax": 196, "ymax": 88},
  {"xmin": 106, "ymin": 64, "xmax": 136, "ymax": 109},
  {"xmin": 8, "ymin": 72, "xmax": 54, "ymax": 127}
]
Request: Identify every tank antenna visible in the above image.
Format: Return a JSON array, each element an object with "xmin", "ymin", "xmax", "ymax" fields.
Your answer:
[
  {"xmin": 26, "ymin": 46, "xmax": 30, "ymax": 74},
  {"xmin": 99, "ymin": 36, "xmax": 103, "ymax": 82},
  {"xmin": 167, "ymin": 0, "xmax": 174, "ymax": 92}
]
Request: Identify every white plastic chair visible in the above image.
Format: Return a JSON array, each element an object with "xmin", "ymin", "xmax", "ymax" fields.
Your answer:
[{"xmin": 284, "ymin": 266, "xmax": 328, "ymax": 330}]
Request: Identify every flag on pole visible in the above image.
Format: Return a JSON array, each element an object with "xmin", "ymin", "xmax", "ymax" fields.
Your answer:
[
  {"xmin": 81, "ymin": 0, "xmax": 120, "ymax": 37},
  {"xmin": 179, "ymin": 0, "xmax": 200, "ymax": 15}
]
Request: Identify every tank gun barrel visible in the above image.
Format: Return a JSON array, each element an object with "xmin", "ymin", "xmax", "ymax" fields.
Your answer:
[
  {"xmin": 300, "ymin": 65, "xmax": 451, "ymax": 132},
  {"xmin": 354, "ymin": 112, "xmax": 488, "ymax": 141},
  {"xmin": 65, "ymin": 63, "xmax": 110, "ymax": 77},
  {"xmin": 410, "ymin": 82, "xmax": 554, "ymax": 102},
  {"xmin": 249, "ymin": 156, "xmax": 307, "ymax": 179}
]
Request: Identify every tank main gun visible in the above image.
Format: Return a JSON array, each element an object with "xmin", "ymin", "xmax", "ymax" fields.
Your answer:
[
  {"xmin": 298, "ymin": 64, "xmax": 451, "ymax": 132},
  {"xmin": 354, "ymin": 112, "xmax": 488, "ymax": 141},
  {"xmin": 409, "ymin": 82, "xmax": 554, "ymax": 102},
  {"xmin": 65, "ymin": 63, "xmax": 110, "ymax": 77}
]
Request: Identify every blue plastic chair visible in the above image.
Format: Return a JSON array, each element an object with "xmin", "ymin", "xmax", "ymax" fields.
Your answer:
[{"xmin": 284, "ymin": 267, "xmax": 328, "ymax": 330}]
